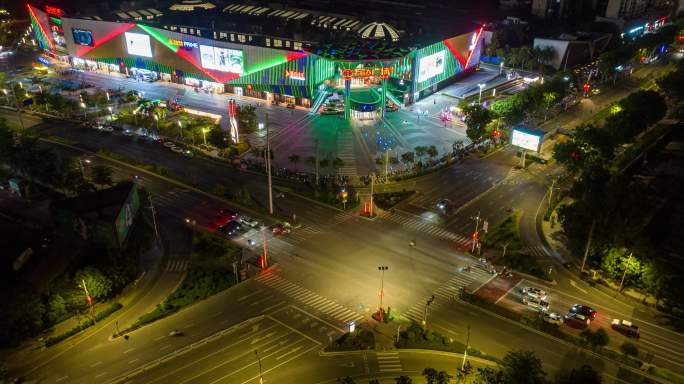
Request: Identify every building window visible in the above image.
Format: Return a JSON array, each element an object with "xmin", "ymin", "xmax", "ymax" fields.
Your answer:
[
  {"xmin": 238, "ymin": 34, "xmax": 246, "ymax": 43},
  {"xmin": 274, "ymin": 39, "xmax": 282, "ymax": 47},
  {"xmin": 265, "ymin": 38, "xmax": 270, "ymax": 47},
  {"xmin": 230, "ymin": 33, "xmax": 235, "ymax": 41},
  {"xmin": 285, "ymin": 41, "xmax": 290, "ymax": 47},
  {"xmin": 180, "ymin": 27, "xmax": 187, "ymax": 33},
  {"xmin": 293, "ymin": 42, "xmax": 302, "ymax": 50},
  {"xmin": 249, "ymin": 36, "xmax": 253, "ymax": 41},
  {"xmin": 170, "ymin": 26, "xmax": 178, "ymax": 31},
  {"xmin": 189, "ymin": 28, "xmax": 194, "ymax": 34},
  {"xmin": 219, "ymin": 32, "xmax": 227, "ymax": 39}
]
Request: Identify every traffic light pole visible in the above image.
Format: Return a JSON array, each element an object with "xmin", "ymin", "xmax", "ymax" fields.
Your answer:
[{"xmin": 471, "ymin": 211, "xmax": 481, "ymax": 253}]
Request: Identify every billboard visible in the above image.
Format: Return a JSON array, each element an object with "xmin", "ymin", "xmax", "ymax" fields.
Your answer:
[
  {"xmin": 417, "ymin": 50, "xmax": 445, "ymax": 82},
  {"xmin": 511, "ymin": 128, "xmax": 543, "ymax": 152},
  {"xmin": 115, "ymin": 184, "xmax": 140, "ymax": 246},
  {"xmin": 199, "ymin": 45, "xmax": 243, "ymax": 73},
  {"xmin": 125, "ymin": 32, "xmax": 152, "ymax": 57},
  {"xmin": 72, "ymin": 28, "xmax": 94, "ymax": 46}
]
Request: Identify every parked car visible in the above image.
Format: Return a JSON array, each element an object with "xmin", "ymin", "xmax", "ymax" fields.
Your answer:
[
  {"xmin": 286, "ymin": 103, "xmax": 296, "ymax": 109},
  {"xmin": 239, "ymin": 215, "xmax": 259, "ymax": 228},
  {"xmin": 564, "ymin": 312, "xmax": 590, "ymax": 327},
  {"xmin": 611, "ymin": 319, "xmax": 640, "ymax": 338},
  {"xmin": 218, "ymin": 208, "xmax": 239, "ymax": 219},
  {"xmin": 163, "ymin": 141, "xmax": 176, "ymax": 148},
  {"xmin": 569, "ymin": 304, "xmax": 597, "ymax": 321},
  {"xmin": 542, "ymin": 312, "xmax": 563, "ymax": 326},
  {"xmin": 272, "ymin": 223, "xmax": 291, "ymax": 235},
  {"xmin": 521, "ymin": 287, "xmax": 548, "ymax": 301},
  {"xmin": 170, "ymin": 146, "xmax": 184, "ymax": 154},
  {"xmin": 522, "ymin": 296, "xmax": 549, "ymax": 312},
  {"xmin": 218, "ymin": 220, "xmax": 243, "ymax": 236},
  {"xmin": 182, "ymin": 150, "xmax": 194, "ymax": 158},
  {"xmin": 122, "ymin": 129, "xmax": 134, "ymax": 136}
]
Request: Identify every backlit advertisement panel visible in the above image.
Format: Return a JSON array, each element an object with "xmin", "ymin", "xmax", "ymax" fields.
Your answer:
[
  {"xmin": 199, "ymin": 45, "xmax": 243, "ymax": 73},
  {"xmin": 125, "ymin": 32, "xmax": 152, "ymax": 57},
  {"xmin": 72, "ymin": 28, "xmax": 94, "ymax": 46},
  {"xmin": 511, "ymin": 128, "xmax": 543, "ymax": 152},
  {"xmin": 417, "ymin": 50, "xmax": 445, "ymax": 82}
]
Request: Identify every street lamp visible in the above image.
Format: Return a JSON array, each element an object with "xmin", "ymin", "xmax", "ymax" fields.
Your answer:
[
  {"xmin": 80, "ymin": 102, "xmax": 86, "ymax": 120},
  {"xmin": 254, "ymin": 350, "xmax": 264, "ymax": 384},
  {"xmin": 177, "ymin": 120, "xmax": 183, "ymax": 139},
  {"xmin": 478, "ymin": 83, "xmax": 486, "ymax": 104},
  {"xmin": 499, "ymin": 61, "xmax": 504, "ymax": 75},
  {"xmin": 422, "ymin": 294, "xmax": 435, "ymax": 326},
  {"xmin": 133, "ymin": 110, "xmax": 138, "ymax": 126},
  {"xmin": 153, "ymin": 114, "xmax": 159, "ymax": 134},
  {"xmin": 106, "ymin": 91, "xmax": 110, "ymax": 101},
  {"xmin": 201, "ymin": 128, "xmax": 208, "ymax": 145},
  {"xmin": 107, "ymin": 106, "xmax": 113, "ymax": 122},
  {"xmin": 2, "ymin": 89, "xmax": 8, "ymax": 105},
  {"xmin": 377, "ymin": 265, "xmax": 388, "ymax": 321}
]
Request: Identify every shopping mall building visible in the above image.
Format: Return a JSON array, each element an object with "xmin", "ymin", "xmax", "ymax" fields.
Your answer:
[{"xmin": 28, "ymin": 0, "xmax": 484, "ymax": 119}]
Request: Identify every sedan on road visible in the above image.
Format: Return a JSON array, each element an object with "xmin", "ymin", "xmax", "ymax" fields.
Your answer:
[
  {"xmin": 611, "ymin": 319, "xmax": 640, "ymax": 338},
  {"xmin": 569, "ymin": 304, "xmax": 597, "ymax": 321},
  {"xmin": 218, "ymin": 221, "xmax": 243, "ymax": 236},
  {"xmin": 542, "ymin": 312, "xmax": 563, "ymax": 326},
  {"xmin": 436, "ymin": 198, "xmax": 453, "ymax": 213},
  {"xmin": 239, "ymin": 215, "xmax": 259, "ymax": 228},
  {"xmin": 521, "ymin": 287, "xmax": 547, "ymax": 301},
  {"xmin": 522, "ymin": 296, "xmax": 549, "ymax": 312},
  {"xmin": 272, "ymin": 223, "xmax": 291, "ymax": 235}
]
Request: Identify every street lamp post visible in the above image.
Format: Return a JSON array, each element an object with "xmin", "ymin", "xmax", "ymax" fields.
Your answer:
[
  {"xmin": 478, "ymin": 83, "xmax": 486, "ymax": 104},
  {"xmin": 177, "ymin": 120, "xmax": 182, "ymax": 139},
  {"xmin": 133, "ymin": 110, "xmax": 138, "ymax": 126},
  {"xmin": 461, "ymin": 324, "xmax": 471, "ymax": 372},
  {"xmin": 422, "ymin": 294, "xmax": 435, "ymax": 326},
  {"xmin": 377, "ymin": 265, "xmax": 388, "ymax": 321},
  {"xmin": 471, "ymin": 211, "xmax": 481, "ymax": 253},
  {"xmin": 254, "ymin": 350, "xmax": 264, "ymax": 384},
  {"xmin": 107, "ymin": 106, "xmax": 113, "ymax": 122},
  {"xmin": 617, "ymin": 252, "xmax": 633, "ymax": 293},
  {"xmin": 80, "ymin": 102, "xmax": 86, "ymax": 121},
  {"xmin": 202, "ymin": 128, "xmax": 208, "ymax": 146},
  {"xmin": 2, "ymin": 89, "xmax": 9, "ymax": 105},
  {"xmin": 153, "ymin": 114, "xmax": 159, "ymax": 135}
]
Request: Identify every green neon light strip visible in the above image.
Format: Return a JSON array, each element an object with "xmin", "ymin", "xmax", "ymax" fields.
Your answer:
[
  {"xmin": 245, "ymin": 56, "xmax": 288, "ymax": 76},
  {"xmin": 137, "ymin": 24, "xmax": 178, "ymax": 53},
  {"xmin": 50, "ymin": 17, "xmax": 61, "ymax": 25}
]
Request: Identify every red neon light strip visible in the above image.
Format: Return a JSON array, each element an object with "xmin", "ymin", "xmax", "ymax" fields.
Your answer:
[
  {"xmin": 285, "ymin": 51, "xmax": 308, "ymax": 61},
  {"xmin": 443, "ymin": 38, "xmax": 466, "ymax": 67},
  {"xmin": 75, "ymin": 23, "xmax": 136, "ymax": 57},
  {"xmin": 464, "ymin": 26, "xmax": 484, "ymax": 69},
  {"xmin": 27, "ymin": 4, "xmax": 54, "ymax": 51}
]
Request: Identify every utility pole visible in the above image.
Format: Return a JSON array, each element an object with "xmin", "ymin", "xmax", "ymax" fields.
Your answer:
[
  {"xmin": 461, "ymin": 324, "xmax": 471, "ymax": 372},
  {"xmin": 548, "ymin": 178, "xmax": 557, "ymax": 207},
  {"xmin": 377, "ymin": 265, "xmax": 388, "ymax": 321},
  {"xmin": 617, "ymin": 252, "xmax": 633, "ymax": 293},
  {"xmin": 261, "ymin": 227, "xmax": 269, "ymax": 269},
  {"xmin": 422, "ymin": 295, "xmax": 435, "ymax": 326},
  {"xmin": 82, "ymin": 279, "xmax": 95, "ymax": 319},
  {"xmin": 147, "ymin": 193, "xmax": 161, "ymax": 244},
  {"xmin": 580, "ymin": 219, "xmax": 596, "ymax": 273},
  {"xmin": 265, "ymin": 113, "xmax": 273, "ymax": 215},
  {"xmin": 471, "ymin": 211, "xmax": 481, "ymax": 253}
]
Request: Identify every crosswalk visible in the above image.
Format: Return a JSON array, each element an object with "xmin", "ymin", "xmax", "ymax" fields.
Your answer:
[
  {"xmin": 376, "ymin": 351, "xmax": 402, "ymax": 372},
  {"xmin": 166, "ymin": 259, "xmax": 191, "ymax": 272},
  {"xmin": 379, "ymin": 210, "xmax": 471, "ymax": 246},
  {"xmin": 403, "ymin": 265, "xmax": 493, "ymax": 324},
  {"xmin": 255, "ymin": 272, "xmax": 364, "ymax": 325}
]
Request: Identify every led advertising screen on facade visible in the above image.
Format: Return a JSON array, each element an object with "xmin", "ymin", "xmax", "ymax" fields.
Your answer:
[
  {"xmin": 72, "ymin": 28, "xmax": 94, "ymax": 46},
  {"xmin": 199, "ymin": 45, "xmax": 243, "ymax": 73},
  {"xmin": 125, "ymin": 32, "xmax": 152, "ymax": 57},
  {"xmin": 417, "ymin": 50, "xmax": 445, "ymax": 82},
  {"xmin": 511, "ymin": 128, "xmax": 543, "ymax": 152}
]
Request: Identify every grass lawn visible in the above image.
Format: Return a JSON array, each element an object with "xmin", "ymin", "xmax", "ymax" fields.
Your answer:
[{"xmin": 481, "ymin": 210, "xmax": 524, "ymax": 251}]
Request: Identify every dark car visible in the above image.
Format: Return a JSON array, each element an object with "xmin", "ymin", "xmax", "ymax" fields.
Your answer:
[
  {"xmin": 436, "ymin": 198, "xmax": 453, "ymax": 213},
  {"xmin": 218, "ymin": 220, "xmax": 243, "ymax": 236},
  {"xmin": 611, "ymin": 319, "xmax": 640, "ymax": 338},
  {"xmin": 569, "ymin": 304, "xmax": 597, "ymax": 321},
  {"xmin": 218, "ymin": 208, "xmax": 239, "ymax": 219}
]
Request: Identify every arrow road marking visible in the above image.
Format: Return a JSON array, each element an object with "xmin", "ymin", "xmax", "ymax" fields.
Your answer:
[{"xmin": 570, "ymin": 280, "xmax": 588, "ymax": 294}]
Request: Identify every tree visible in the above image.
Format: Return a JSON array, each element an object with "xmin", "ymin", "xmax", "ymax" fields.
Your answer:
[
  {"xmin": 457, "ymin": 361, "xmax": 474, "ymax": 382},
  {"xmin": 90, "ymin": 165, "xmax": 113, "ymax": 188},
  {"xmin": 319, "ymin": 158, "xmax": 330, "ymax": 169},
  {"xmin": 288, "ymin": 153, "xmax": 300, "ymax": 171},
  {"xmin": 332, "ymin": 157, "xmax": 344, "ymax": 170},
  {"xmin": 474, "ymin": 367, "xmax": 505, "ymax": 384},
  {"xmin": 47, "ymin": 294, "xmax": 67, "ymax": 324},
  {"xmin": 74, "ymin": 267, "xmax": 113, "ymax": 300},
  {"xmin": 414, "ymin": 146, "xmax": 427, "ymax": 161},
  {"xmin": 580, "ymin": 328, "xmax": 610, "ymax": 349},
  {"xmin": 620, "ymin": 342, "xmax": 639, "ymax": 357},
  {"xmin": 500, "ymin": 350, "xmax": 546, "ymax": 384},
  {"xmin": 426, "ymin": 145, "xmax": 438, "ymax": 160},
  {"xmin": 337, "ymin": 377, "xmax": 356, "ymax": 384},
  {"xmin": 657, "ymin": 66, "xmax": 684, "ymax": 101},
  {"xmin": 463, "ymin": 104, "xmax": 493, "ymax": 144},
  {"xmin": 436, "ymin": 370, "xmax": 453, "ymax": 384},
  {"xmin": 422, "ymin": 368, "xmax": 438, "ymax": 384},
  {"xmin": 208, "ymin": 127, "xmax": 229, "ymax": 149},
  {"xmin": 555, "ymin": 365, "xmax": 602, "ymax": 384},
  {"xmin": 394, "ymin": 376, "xmax": 412, "ymax": 384},
  {"xmin": 400, "ymin": 152, "xmax": 415, "ymax": 167},
  {"xmin": 305, "ymin": 155, "xmax": 316, "ymax": 170},
  {"xmin": 532, "ymin": 45, "xmax": 555, "ymax": 77}
]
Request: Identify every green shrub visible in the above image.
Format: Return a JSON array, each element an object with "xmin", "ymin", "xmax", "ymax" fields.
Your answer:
[
  {"xmin": 621, "ymin": 342, "xmax": 639, "ymax": 357},
  {"xmin": 45, "ymin": 302, "xmax": 122, "ymax": 346}
]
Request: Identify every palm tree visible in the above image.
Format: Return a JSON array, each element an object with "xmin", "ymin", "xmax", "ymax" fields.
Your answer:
[
  {"xmin": 426, "ymin": 145, "xmax": 438, "ymax": 161},
  {"xmin": 394, "ymin": 376, "xmax": 412, "ymax": 384},
  {"xmin": 288, "ymin": 153, "xmax": 300, "ymax": 171},
  {"xmin": 532, "ymin": 46, "xmax": 555, "ymax": 77},
  {"xmin": 305, "ymin": 155, "xmax": 316, "ymax": 170},
  {"xmin": 422, "ymin": 368, "xmax": 438, "ymax": 384},
  {"xmin": 90, "ymin": 165, "xmax": 113, "ymax": 189},
  {"xmin": 518, "ymin": 46, "xmax": 533, "ymax": 71},
  {"xmin": 400, "ymin": 151, "xmax": 415, "ymax": 167},
  {"xmin": 319, "ymin": 158, "xmax": 330, "ymax": 169},
  {"xmin": 414, "ymin": 146, "xmax": 427, "ymax": 162}
]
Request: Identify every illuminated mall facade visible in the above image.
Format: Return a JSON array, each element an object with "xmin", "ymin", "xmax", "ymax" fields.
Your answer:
[{"xmin": 28, "ymin": 1, "xmax": 484, "ymax": 117}]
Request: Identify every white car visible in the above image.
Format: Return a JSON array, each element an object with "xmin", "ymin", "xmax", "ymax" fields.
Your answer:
[
  {"xmin": 521, "ymin": 287, "xmax": 547, "ymax": 301},
  {"xmin": 101, "ymin": 125, "xmax": 114, "ymax": 132},
  {"xmin": 163, "ymin": 141, "xmax": 176, "ymax": 148},
  {"xmin": 122, "ymin": 129, "xmax": 133, "ymax": 136},
  {"xmin": 522, "ymin": 296, "xmax": 549, "ymax": 312},
  {"xmin": 542, "ymin": 312, "xmax": 563, "ymax": 326},
  {"xmin": 170, "ymin": 146, "xmax": 184, "ymax": 154},
  {"xmin": 239, "ymin": 215, "xmax": 259, "ymax": 228}
]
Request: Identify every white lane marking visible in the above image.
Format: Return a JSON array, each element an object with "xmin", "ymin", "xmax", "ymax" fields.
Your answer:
[
  {"xmin": 94, "ymin": 372, "xmax": 108, "ymax": 378},
  {"xmin": 153, "ymin": 335, "xmax": 165, "ymax": 341},
  {"xmin": 569, "ymin": 280, "xmax": 588, "ymax": 294},
  {"xmin": 160, "ymin": 344, "xmax": 171, "ymax": 351},
  {"xmin": 90, "ymin": 361, "xmax": 102, "ymax": 367},
  {"xmin": 123, "ymin": 348, "xmax": 135, "ymax": 354},
  {"xmin": 128, "ymin": 358, "xmax": 139, "ymax": 364},
  {"xmin": 55, "ymin": 376, "xmax": 68, "ymax": 382}
]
